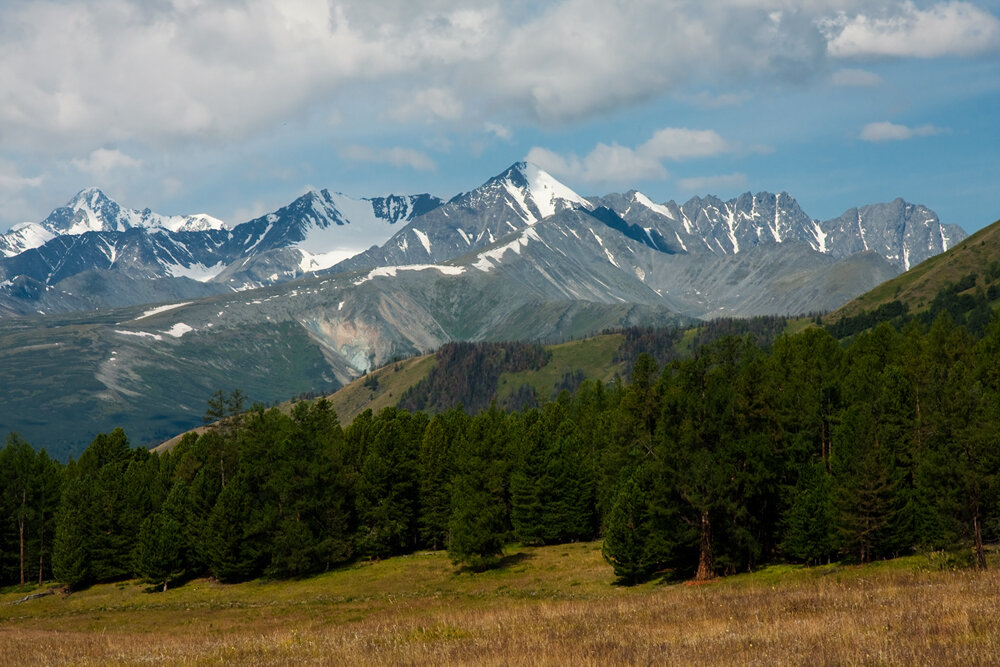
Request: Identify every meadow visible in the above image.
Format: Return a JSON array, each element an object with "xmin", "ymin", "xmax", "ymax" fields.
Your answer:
[{"xmin": 2, "ymin": 541, "xmax": 999, "ymax": 665}]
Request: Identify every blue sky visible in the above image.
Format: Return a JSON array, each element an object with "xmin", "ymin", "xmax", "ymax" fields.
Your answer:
[{"xmin": 1, "ymin": 0, "xmax": 999, "ymax": 233}]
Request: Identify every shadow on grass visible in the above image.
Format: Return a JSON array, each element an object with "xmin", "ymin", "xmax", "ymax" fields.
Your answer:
[{"xmin": 454, "ymin": 550, "xmax": 535, "ymax": 574}]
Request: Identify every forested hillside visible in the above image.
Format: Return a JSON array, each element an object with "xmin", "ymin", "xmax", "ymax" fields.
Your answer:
[{"xmin": 3, "ymin": 308, "xmax": 999, "ymax": 590}]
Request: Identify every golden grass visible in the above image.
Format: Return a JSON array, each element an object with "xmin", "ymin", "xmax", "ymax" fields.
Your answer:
[
  {"xmin": 3, "ymin": 543, "xmax": 1000, "ymax": 665},
  {"xmin": 322, "ymin": 354, "xmax": 437, "ymax": 424}
]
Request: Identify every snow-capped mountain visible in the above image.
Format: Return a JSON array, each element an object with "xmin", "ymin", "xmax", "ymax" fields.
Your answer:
[
  {"xmin": 0, "ymin": 162, "xmax": 965, "ymax": 319},
  {"xmin": 0, "ymin": 222, "xmax": 56, "ymax": 258},
  {"xmin": 216, "ymin": 189, "xmax": 442, "ymax": 289},
  {"xmin": 0, "ymin": 163, "xmax": 975, "ymax": 454},
  {"xmin": 0, "ymin": 187, "xmax": 443, "ymax": 315},
  {"xmin": 41, "ymin": 187, "xmax": 228, "ymax": 236},
  {"xmin": 600, "ymin": 190, "xmax": 963, "ymax": 271},
  {"xmin": 333, "ymin": 162, "xmax": 593, "ymax": 272},
  {"xmin": 332, "ymin": 163, "xmax": 964, "ymax": 278}
]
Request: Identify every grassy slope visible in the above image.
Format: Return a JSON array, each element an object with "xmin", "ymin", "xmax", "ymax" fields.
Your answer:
[
  {"xmin": 317, "ymin": 334, "xmax": 626, "ymax": 428},
  {"xmin": 496, "ymin": 333, "xmax": 625, "ymax": 403},
  {"xmin": 829, "ymin": 217, "xmax": 1000, "ymax": 321},
  {"xmin": 2, "ymin": 543, "xmax": 999, "ymax": 665},
  {"xmin": 325, "ymin": 355, "xmax": 437, "ymax": 424}
]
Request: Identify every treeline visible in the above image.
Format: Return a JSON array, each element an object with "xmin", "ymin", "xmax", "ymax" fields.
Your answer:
[{"xmin": 3, "ymin": 312, "xmax": 1000, "ymax": 590}]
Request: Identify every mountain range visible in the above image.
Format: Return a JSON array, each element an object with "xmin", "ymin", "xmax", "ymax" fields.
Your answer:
[
  {"xmin": 0, "ymin": 162, "xmax": 971, "ymax": 457},
  {"xmin": 1, "ymin": 162, "xmax": 964, "ymax": 319}
]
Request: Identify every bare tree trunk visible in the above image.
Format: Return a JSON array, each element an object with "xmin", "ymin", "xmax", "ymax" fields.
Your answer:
[
  {"xmin": 695, "ymin": 510, "xmax": 714, "ymax": 581},
  {"xmin": 972, "ymin": 489, "xmax": 987, "ymax": 569}
]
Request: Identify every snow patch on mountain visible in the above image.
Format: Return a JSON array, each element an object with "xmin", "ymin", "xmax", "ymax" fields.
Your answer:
[
  {"xmin": 132, "ymin": 301, "xmax": 192, "ymax": 321},
  {"xmin": 413, "ymin": 229, "xmax": 432, "ymax": 254},
  {"xmin": 473, "ymin": 227, "xmax": 542, "ymax": 272},
  {"xmin": 521, "ymin": 162, "xmax": 590, "ymax": 218},
  {"xmin": 0, "ymin": 222, "xmax": 56, "ymax": 257},
  {"xmin": 633, "ymin": 191, "xmax": 675, "ymax": 220},
  {"xmin": 164, "ymin": 322, "xmax": 193, "ymax": 338},
  {"xmin": 165, "ymin": 261, "xmax": 227, "ymax": 282},
  {"xmin": 352, "ymin": 264, "xmax": 466, "ymax": 286},
  {"xmin": 115, "ymin": 329, "xmax": 163, "ymax": 341}
]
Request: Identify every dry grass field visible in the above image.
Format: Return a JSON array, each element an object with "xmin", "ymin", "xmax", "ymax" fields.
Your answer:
[{"xmin": 2, "ymin": 542, "xmax": 999, "ymax": 665}]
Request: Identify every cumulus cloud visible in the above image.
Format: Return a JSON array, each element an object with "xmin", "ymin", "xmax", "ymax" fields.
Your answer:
[
  {"xmin": 0, "ymin": 160, "xmax": 44, "ymax": 193},
  {"xmin": 484, "ymin": 122, "xmax": 512, "ymax": 141},
  {"xmin": 526, "ymin": 145, "xmax": 667, "ymax": 183},
  {"xmin": 860, "ymin": 121, "xmax": 947, "ymax": 142},
  {"xmin": 823, "ymin": 1, "xmax": 1000, "ymax": 58},
  {"xmin": 0, "ymin": 0, "xmax": 857, "ymax": 155},
  {"xmin": 339, "ymin": 145, "xmax": 436, "ymax": 171},
  {"xmin": 71, "ymin": 148, "xmax": 142, "ymax": 179},
  {"xmin": 527, "ymin": 127, "xmax": 734, "ymax": 184},
  {"xmin": 387, "ymin": 88, "xmax": 465, "ymax": 123},
  {"xmin": 0, "ymin": 0, "xmax": 993, "ymax": 157}
]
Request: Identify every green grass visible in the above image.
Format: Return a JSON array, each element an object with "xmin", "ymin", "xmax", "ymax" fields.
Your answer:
[{"xmin": 496, "ymin": 333, "xmax": 625, "ymax": 402}]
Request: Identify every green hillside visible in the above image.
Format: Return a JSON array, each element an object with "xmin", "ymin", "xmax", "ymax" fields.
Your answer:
[{"xmin": 830, "ymin": 217, "xmax": 1000, "ymax": 321}]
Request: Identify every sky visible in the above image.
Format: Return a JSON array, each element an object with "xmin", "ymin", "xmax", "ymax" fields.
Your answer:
[{"xmin": 1, "ymin": 0, "xmax": 999, "ymax": 234}]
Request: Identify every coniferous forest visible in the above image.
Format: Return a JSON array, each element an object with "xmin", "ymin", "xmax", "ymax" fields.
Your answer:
[{"xmin": 2, "ymin": 311, "xmax": 1000, "ymax": 591}]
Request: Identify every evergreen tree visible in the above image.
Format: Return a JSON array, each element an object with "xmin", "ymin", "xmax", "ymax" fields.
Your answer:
[
  {"xmin": 602, "ymin": 473, "xmax": 658, "ymax": 584},
  {"xmin": 205, "ymin": 473, "xmax": 264, "ymax": 582},
  {"xmin": 134, "ymin": 513, "xmax": 185, "ymax": 591},
  {"xmin": 418, "ymin": 410, "xmax": 467, "ymax": 550},
  {"xmin": 781, "ymin": 462, "xmax": 836, "ymax": 565},
  {"xmin": 447, "ymin": 407, "xmax": 510, "ymax": 570},
  {"xmin": 52, "ymin": 474, "xmax": 97, "ymax": 589}
]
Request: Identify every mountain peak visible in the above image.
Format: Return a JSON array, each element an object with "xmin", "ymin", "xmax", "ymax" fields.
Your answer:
[{"xmin": 494, "ymin": 161, "xmax": 591, "ymax": 220}]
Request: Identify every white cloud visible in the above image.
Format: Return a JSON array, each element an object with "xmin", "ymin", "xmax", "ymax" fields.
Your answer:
[
  {"xmin": 0, "ymin": 0, "xmax": 853, "ymax": 155},
  {"xmin": 641, "ymin": 128, "xmax": 732, "ymax": 161},
  {"xmin": 831, "ymin": 68, "xmax": 884, "ymax": 87},
  {"xmin": 527, "ymin": 144, "xmax": 669, "ymax": 184},
  {"xmin": 860, "ymin": 121, "xmax": 947, "ymax": 142},
  {"xmin": 387, "ymin": 88, "xmax": 465, "ymax": 123},
  {"xmin": 340, "ymin": 145, "xmax": 436, "ymax": 171},
  {"xmin": 676, "ymin": 173, "xmax": 749, "ymax": 193},
  {"xmin": 0, "ymin": 0, "xmax": 992, "ymax": 158},
  {"xmin": 484, "ymin": 122, "xmax": 512, "ymax": 141},
  {"xmin": 527, "ymin": 127, "xmax": 734, "ymax": 184},
  {"xmin": 71, "ymin": 148, "xmax": 142, "ymax": 179},
  {"xmin": 0, "ymin": 160, "xmax": 44, "ymax": 193},
  {"xmin": 824, "ymin": 2, "xmax": 1000, "ymax": 58}
]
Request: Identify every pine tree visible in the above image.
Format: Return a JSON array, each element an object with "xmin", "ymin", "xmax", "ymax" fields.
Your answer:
[
  {"xmin": 447, "ymin": 408, "xmax": 510, "ymax": 571},
  {"xmin": 602, "ymin": 474, "xmax": 655, "ymax": 584},
  {"xmin": 781, "ymin": 462, "xmax": 836, "ymax": 565},
  {"xmin": 134, "ymin": 513, "xmax": 184, "ymax": 591},
  {"xmin": 52, "ymin": 474, "xmax": 97, "ymax": 589},
  {"xmin": 418, "ymin": 410, "xmax": 467, "ymax": 550}
]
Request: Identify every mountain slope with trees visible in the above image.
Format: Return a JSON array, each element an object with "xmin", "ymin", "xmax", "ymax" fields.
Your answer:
[{"xmin": 5, "ymin": 303, "xmax": 1000, "ymax": 590}]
